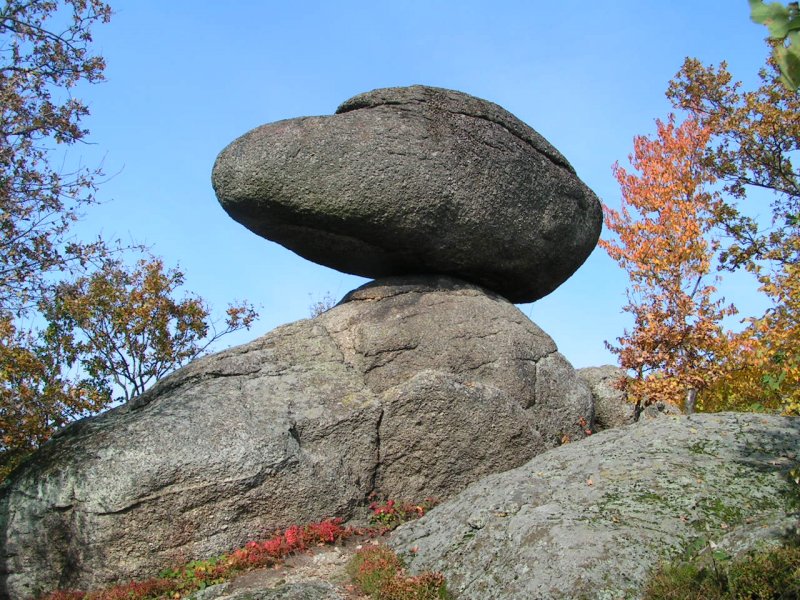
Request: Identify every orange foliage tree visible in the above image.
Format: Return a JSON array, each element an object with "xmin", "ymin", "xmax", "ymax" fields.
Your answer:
[
  {"xmin": 1, "ymin": 0, "xmax": 114, "ymax": 476},
  {"xmin": 1, "ymin": 258, "xmax": 258, "ymax": 478},
  {"xmin": 40, "ymin": 258, "xmax": 258, "ymax": 404},
  {"xmin": 0, "ymin": 317, "xmax": 108, "ymax": 478},
  {"xmin": 601, "ymin": 116, "xmax": 737, "ymax": 412},
  {"xmin": 667, "ymin": 49, "xmax": 800, "ymax": 414}
]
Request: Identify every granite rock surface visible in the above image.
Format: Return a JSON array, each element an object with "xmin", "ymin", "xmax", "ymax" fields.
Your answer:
[
  {"xmin": 0, "ymin": 276, "xmax": 592, "ymax": 599},
  {"xmin": 390, "ymin": 412, "xmax": 800, "ymax": 599},
  {"xmin": 212, "ymin": 85, "xmax": 602, "ymax": 303}
]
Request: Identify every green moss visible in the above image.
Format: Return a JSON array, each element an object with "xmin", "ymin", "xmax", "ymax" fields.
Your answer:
[
  {"xmin": 635, "ymin": 491, "xmax": 666, "ymax": 504},
  {"xmin": 727, "ymin": 544, "xmax": 800, "ymax": 597},
  {"xmin": 694, "ymin": 497, "xmax": 744, "ymax": 528},
  {"xmin": 688, "ymin": 440, "xmax": 720, "ymax": 456},
  {"xmin": 347, "ymin": 545, "xmax": 451, "ymax": 599}
]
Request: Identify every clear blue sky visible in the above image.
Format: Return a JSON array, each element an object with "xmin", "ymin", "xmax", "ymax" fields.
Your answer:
[{"xmin": 69, "ymin": 1, "xmax": 773, "ymax": 368}]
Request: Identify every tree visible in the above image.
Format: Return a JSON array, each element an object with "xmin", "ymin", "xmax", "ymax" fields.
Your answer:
[
  {"xmin": 0, "ymin": 257, "xmax": 258, "ymax": 477},
  {"xmin": 667, "ymin": 53, "xmax": 800, "ymax": 274},
  {"xmin": 704, "ymin": 256, "xmax": 800, "ymax": 413},
  {"xmin": 600, "ymin": 116, "xmax": 737, "ymax": 411},
  {"xmin": 667, "ymin": 47, "xmax": 799, "ymax": 413},
  {"xmin": 0, "ymin": 2, "xmax": 261, "ymax": 474},
  {"xmin": 1, "ymin": 0, "xmax": 113, "ymax": 475},
  {"xmin": 750, "ymin": 0, "xmax": 800, "ymax": 90},
  {"xmin": 1, "ymin": 0, "xmax": 112, "ymax": 314},
  {"xmin": 308, "ymin": 291, "xmax": 337, "ymax": 318},
  {"xmin": 0, "ymin": 314, "xmax": 107, "ymax": 477},
  {"xmin": 41, "ymin": 258, "xmax": 258, "ymax": 404}
]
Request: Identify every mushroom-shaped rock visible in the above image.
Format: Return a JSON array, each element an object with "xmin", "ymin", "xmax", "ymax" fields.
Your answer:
[{"xmin": 212, "ymin": 85, "xmax": 602, "ymax": 303}]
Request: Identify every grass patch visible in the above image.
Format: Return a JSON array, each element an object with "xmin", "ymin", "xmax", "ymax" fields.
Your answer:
[
  {"xmin": 643, "ymin": 544, "xmax": 800, "ymax": 599},
  {"xmin": 347, "ymin": 545, "xmax": 451, "ymax": 600}
]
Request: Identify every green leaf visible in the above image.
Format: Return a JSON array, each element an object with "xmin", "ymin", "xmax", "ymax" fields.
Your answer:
[
  {"xmin": 751, "ymin": 0, "xmax": 792, "ymax": 37},
  {"xmin": 775, "ymin": 43, "xmax": 800, "ymax": 90},
  {"xmin": 787, "ymin": 15, "xmax": 800, "ymax": 31},
  {"xmin": 712, "ymin": 549, "xmax": 731, "ymax": 562}
]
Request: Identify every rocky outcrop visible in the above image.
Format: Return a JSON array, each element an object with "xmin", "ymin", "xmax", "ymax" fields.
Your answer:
[
  {"xmin": 212, "ymin": 85, "xmax": 602, "ymax": 303},
  {"xmin": 389, "ymin": 413, "xmax": 800, "ymax": 599},
  {"xmin": 197, "ymin": 581, "xmax": 345, "ymax": 600},
  {"xmin": 577, "ymin": 366, "xmax": 683, "ymax": 431},
  {"xmin": 0, "ymin": 276, "xmax": 593, "ymax": 599},
  {"xmin": 577, "ymin": 365, "xmax": 634, "ymax": 430}
]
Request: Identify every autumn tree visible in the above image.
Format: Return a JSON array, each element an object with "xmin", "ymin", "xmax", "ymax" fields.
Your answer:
[
  {"xmin": 667, "ymin": 47, "xmax": 799, "ymax": 413},
  {"xmin": 601, "ymin": 116, "xmax": 737, "ymax": 412},
  {"xmin": 0, "ymin": 316, "xmax": 107, "ymax": 477},
  {"xmin": 0, "ymin": 0, "xmax": 113, "ymax": 475},
  {"xmin": 40, "ymin": 258, "xmax": 258, "ymax": 403},
  {"xmin": 308, "ymin": 292, "xmax": 337, "ymax": 318},
  {"xmin": 0, "ymin": 1, "xmax": 260, "ymax": 473},
  {"xmin": 1, "ymin": 0, "xmax": 112, "ymax": 314}
]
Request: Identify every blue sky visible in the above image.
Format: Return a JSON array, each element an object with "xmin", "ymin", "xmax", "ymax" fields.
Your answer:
[{"xmin": 68, "ymin": 1, "xmax": 773, "ymax": 368}]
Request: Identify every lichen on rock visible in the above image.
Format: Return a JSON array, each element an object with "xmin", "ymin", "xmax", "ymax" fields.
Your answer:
[{"xmin": 389, "ymin": 412, "xmax": 800, "ymax": 599}]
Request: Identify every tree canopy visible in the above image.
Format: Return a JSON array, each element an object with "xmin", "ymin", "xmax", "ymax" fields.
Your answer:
[
  {"xmin": 1, "ymin": 0, "xmax": 111, "ymax": 314},
  {"xmin": 601, "ymin": 116, "xmax": 735, "ymax": 411},
  {"xmin": 0, "ymin": 1, "xmax": 258, "ymax": 477},
  {"xmin": 605, "ymin": 42, "xmax": 799, "ymax": 415}
]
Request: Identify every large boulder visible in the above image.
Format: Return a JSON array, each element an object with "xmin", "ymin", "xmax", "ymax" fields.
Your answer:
[
  {"xmin": 211, "ymin": 85, "xmax": 602, "ymax": 303},
  {"xmin": 390, "ymin": 413, "xmax": 800, "ymax": 599},
  {"xmin": 0, "ymin": 276, "xmax": 593, "ymax": 599}
]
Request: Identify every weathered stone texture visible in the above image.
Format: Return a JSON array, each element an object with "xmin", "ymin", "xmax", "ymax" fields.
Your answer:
[
  {"xmin": 212, "ymin": 85, "xmax": 602, "ymax": 303},
  {"xmin": 0, "ymin": 276, "xmax": 592, "ymax": 599},
  {"xmin": 576, "ymin": 365, "xmax": 635, "ymax": 430},
  {"xmin": 390, "ymin": 413, "xmax": 800, "ymax": 599}
]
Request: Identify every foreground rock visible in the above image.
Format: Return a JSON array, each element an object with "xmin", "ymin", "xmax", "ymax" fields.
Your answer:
[
  {"xmin": 212, "ymin": 85, "xmax": 602, "ymax": 303},
  {"xmin": 390, "ymin": 413, "xmax": 800, "ymax": 599},
  {"xmin": 0, "ymin": 276, "xmax": 592, "ymax": 599}
]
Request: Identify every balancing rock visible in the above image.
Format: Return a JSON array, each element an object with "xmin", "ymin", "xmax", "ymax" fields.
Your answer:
[{"xmin": 212, "ymin": 85, "xmax": 602, "ymax": 303}]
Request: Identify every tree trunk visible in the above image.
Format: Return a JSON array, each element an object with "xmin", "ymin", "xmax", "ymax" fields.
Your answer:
[{"xmin": 685, "ymin": 387, "xmax": 698, "ymax": 415}]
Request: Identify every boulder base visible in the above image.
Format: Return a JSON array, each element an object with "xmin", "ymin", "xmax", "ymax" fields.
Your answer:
[
  {"xmin": 0, "ymin": 276, "xmax": 592, "ymax": 598},
  {"xmin": 577, "ymin": 365, "xmax": 634, "ymax": 430}
]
